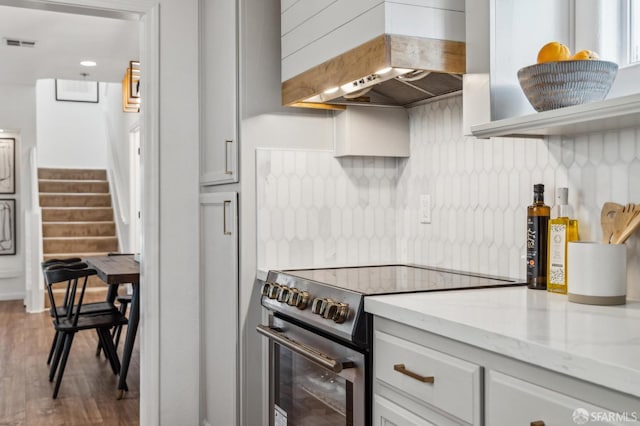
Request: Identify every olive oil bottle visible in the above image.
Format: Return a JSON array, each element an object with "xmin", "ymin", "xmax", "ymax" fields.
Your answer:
[
  {"xmin": 527, "ymin": 184, "xmax": 550, "ymax": 290},
  {"xmin": 547, "ymin": 188, "xmax": 579, "ymax": 294}
]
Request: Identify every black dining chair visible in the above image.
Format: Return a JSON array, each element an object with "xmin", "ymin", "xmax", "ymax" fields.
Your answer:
[
  {"xmin": 42, "ymin": 258, "xmax": 119, "ymax": 365},
  {"xmin": 44, "ymin": 262, "xmax": 129, "ymax": 399}
]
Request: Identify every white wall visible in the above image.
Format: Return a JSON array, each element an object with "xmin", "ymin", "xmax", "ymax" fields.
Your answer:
[
  {"xmin": 101, "ymin": 82, "xmax": 139, "ymax": 252},
  {"xmin": 0, "ymin": 83, "xmax": 35, "ymax": 300},
  {"xmin": 36, "ymin": 79, "xmax": 108, "ymax": 169}
]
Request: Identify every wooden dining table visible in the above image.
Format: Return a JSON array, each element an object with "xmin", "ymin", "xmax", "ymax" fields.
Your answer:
[{"xmin": 84, "ymin": 254, "xmax": 140, "ymax": 399}]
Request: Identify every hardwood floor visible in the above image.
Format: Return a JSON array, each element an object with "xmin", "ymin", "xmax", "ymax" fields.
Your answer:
[{"xmin": 0, "ymin": 300, "xmax": 139, "ymax": 425}]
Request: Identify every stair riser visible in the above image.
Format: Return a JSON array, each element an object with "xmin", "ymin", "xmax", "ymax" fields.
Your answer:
[
  {"xmin": 39, "ymin": 181, "xmax": 109, "ymax": 194},
  {"xmin": 38, "ymin": 168, "xmax": 107, "ymax": 181},
  {"xmin": 42, "ymin": 208, "xmax": 113, "ymax": 222},
  {"xmin": 44, "ymin": 238, "xmax": 118, "ymax": 253},
  {"xmin": 40, "ymin": 194, "xmax": 111, "ymax": 207},
  {"xmin": 42, "ymin": 222, "xmax": 116, "ymax": 238}
]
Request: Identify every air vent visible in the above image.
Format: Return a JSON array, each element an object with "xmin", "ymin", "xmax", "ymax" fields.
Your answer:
[{"xmin": 3, "ymin": 38, "xmax": 36, "ymax": 48}]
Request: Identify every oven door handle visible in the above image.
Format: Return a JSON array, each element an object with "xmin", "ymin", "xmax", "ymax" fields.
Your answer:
[{"xmin": 256, "ymin": 324, "xmax": 354, "ymax": 373}]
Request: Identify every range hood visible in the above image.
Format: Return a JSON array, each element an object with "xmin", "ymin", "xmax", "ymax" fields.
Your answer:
[{"xmin": 282, "ymin": 34, "xmax": 465, "ymax": 109}]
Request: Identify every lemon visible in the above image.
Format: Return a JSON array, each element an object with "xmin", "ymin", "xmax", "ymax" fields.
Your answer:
[
  {"xmin": 571, "ymin": 49, "xmax": 599, "ymax": 60},
  {"xmin": 537, "ymin": 42, "xmax": 571, "ymax": 64}
]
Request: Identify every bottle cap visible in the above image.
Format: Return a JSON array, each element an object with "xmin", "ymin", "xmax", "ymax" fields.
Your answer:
[
  {"xmin": 534, "ymin": 183, "xmax": 544, "ymax": 193},
  {"xmin": 556, "ymin": 187, "xmax": 568, "ymax": 205}
]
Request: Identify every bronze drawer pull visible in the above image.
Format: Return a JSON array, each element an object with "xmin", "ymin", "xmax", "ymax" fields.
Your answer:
[
  {"xmin": 530, "ymin": 422, "xmax": 545, "ymax": 426},
  {"xmin": 393, "ymin": 364, "xmax": 435, "ymax": 383}
]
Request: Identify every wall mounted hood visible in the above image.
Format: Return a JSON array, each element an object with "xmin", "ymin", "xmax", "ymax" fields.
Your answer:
[{"xmin": 283, "ymin": 34, "xmax": 465, "ymax": 109}]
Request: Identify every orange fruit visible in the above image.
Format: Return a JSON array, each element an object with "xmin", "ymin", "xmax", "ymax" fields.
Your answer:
[
  {"xmin": 537, "ymin": 42, "xmax": 571, "ymax": 63},
  {"xmin": 572, "ymin": 49, "xmax": 599, "ymax": 60}
]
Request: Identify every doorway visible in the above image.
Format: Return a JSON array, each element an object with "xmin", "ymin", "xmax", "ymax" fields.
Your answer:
[{"xmin": 0, "ymin": 0, "xmax": 161, "ymax": 423}]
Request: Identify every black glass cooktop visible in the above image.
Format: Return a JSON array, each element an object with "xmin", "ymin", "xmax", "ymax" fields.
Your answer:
[{"xmin": 281, "ymin": 264, "xmax": 525, "ymax": 295}]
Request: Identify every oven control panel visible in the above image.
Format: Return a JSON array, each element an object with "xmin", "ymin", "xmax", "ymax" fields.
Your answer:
[
  {"xmin": 261, "ymin": 282, "xmax": 350, "ymax": 324},
  {"xmin": 260, "ymin": 273, "xmax": 363, "ymax": 343}
]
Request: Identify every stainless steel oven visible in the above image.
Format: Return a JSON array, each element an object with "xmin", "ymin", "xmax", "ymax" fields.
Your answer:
[
  {"xmin": 258, "ymin": 315, "xmax": 366, "ymax": 426},
  {"xmin": 258, "ymin": 265, "xmax": 525, "ymax": 426}
]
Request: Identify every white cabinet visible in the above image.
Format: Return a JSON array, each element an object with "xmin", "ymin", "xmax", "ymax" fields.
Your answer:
[
  {"xmin": 486, "ymin": 370, "xmax": 625, "ymax": 426},
  {"xmin": 199, "ymin": 0, "xmax": 238, "ymax": 185},
  {"xmin": 200, "ymin": 192, "xmax": 238, "ymax": 426},
  {"xmin": 373, "ymin": 316, "xmax": 640, "ymax": 426},
  {"xmin": 373, "ymin": 324, "xmax": 482, "ymax": 425}
]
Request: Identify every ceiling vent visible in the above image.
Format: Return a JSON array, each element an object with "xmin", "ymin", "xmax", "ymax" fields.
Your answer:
[{"xmin": 3, "ymin": 38, "xmax": 36, "ymax": 48}]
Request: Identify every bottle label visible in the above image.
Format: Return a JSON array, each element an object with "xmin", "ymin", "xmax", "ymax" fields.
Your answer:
[
  {"xmin": 527, "ymin": 216, "xmax": 549, "ymax": 281},
  {"xmin": 548, "ymin": 223, "xmax": 567, "ymax": 285}
]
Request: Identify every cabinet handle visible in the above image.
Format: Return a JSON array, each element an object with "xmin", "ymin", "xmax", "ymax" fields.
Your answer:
[
  {"xmin": 223, "ymin": 200, "xmax": 232, "ymax": 235},
  {"xmin": 224, "ymin": 140, "xmax": 233, "ymax": 175},
  {"xmin": 530, "ymin": 422, "xmax": 545, "ymax": 426},
  {"xmin": 393, "ymin": 364, "xmax": 434, "ymax": 383}
]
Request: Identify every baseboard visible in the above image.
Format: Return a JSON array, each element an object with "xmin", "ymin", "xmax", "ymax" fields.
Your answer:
[{"xmin": 0, "ymin": 292, "xmax": 25, "ymax": 301}]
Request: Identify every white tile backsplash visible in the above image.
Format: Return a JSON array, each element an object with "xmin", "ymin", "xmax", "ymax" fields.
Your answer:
[{"xmin": 257, "ymin": 96, "xmax": 640, "ymax": 299}]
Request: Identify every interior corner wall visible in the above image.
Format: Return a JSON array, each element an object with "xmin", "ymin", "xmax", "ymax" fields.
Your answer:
[
  {"xmin": 35, "ymin": 79, "xmax": 108, "ymax": 169},
  {"xmin": 0, "ymin": 82, "xmax": 36, "ymax": 300}
]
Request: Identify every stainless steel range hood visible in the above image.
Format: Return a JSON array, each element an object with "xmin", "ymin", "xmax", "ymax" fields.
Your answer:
[{"xmin": 282, "ymin": 34, "xmax": 465, "ymax": 109}]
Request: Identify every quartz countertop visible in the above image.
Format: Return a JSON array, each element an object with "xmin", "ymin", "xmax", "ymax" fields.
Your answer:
[{"xmin": 365, "ymin": 287, "xmax": 640, "ymax": 398}]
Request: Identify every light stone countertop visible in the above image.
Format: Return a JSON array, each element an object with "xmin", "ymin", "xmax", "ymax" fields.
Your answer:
[{"xmin": 365, "ymin": 287, "xmax": 640, "ymax": 398}]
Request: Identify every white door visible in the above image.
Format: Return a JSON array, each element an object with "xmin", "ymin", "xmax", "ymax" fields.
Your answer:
[{"xmin": 200, "ymin": 192, "xmax": 238, "ymax": 426}]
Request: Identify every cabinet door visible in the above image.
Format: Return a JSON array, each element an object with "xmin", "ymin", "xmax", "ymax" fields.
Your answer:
[
  {"xmin": 486, "ymin": 370, "xmax": 627, "ymax": 426},
  {"xmin": 374, "ymin": 395, "xmax": 436, "ymax": 426},
  {"xmin": 199, "ymin": 0, "xmax": 238, "ymax": 185},
  {"xmin": 200, "ymin": 192, "xmax": 238, "ymax": 426}
]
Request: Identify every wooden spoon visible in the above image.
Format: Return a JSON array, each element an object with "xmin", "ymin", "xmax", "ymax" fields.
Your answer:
[
  {"xmin": 601, "ymin": 202, "xmax": 623, "ymax": 243},
  {"xmin": 613, "ymin": 203, "xmax": 640, "ymax": 244}
]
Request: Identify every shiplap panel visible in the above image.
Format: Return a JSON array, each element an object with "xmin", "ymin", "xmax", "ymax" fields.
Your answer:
[
  {"xmin": 282, "ymin": 0, "xmax": 337, "ymax": 36},
  {"xmin": 281, "ymin": 0, "xmax": 382, "ymax": 59},
  {"xmin": 282, "ymin": 4, "xmax": 384, "ymax": 81},
  {"xmin": 281, "ymin": 0, "xmax": 299, "ymax": 13},
  {"xmin": 385, "ymin": 3, "xmax": 465, "ymax": 42},
  {"xmin": 399, "ymin": 0, "xmax": 464, "ymax": 11}
]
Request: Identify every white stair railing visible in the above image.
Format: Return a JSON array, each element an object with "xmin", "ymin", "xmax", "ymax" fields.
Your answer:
[{"xmin": 24, "ymin": 147, "xmax": 44, "ymax": 312}]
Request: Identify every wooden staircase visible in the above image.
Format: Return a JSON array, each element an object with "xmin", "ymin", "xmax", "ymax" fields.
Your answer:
[{"xmin": 39, "ymin": 168, "xmax": 119, "ymax": 305}]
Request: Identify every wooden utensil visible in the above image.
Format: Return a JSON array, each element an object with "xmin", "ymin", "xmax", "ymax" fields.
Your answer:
[
  {"xmin": 613, "ymin": 203, "xmax": 640, "ymax": 244},
  {"xmin": 601, "ymin": 202, "xmax": 623, "ymax": 243}
]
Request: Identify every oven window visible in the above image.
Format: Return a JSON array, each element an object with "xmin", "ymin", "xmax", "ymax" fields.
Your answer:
[{"xmin": 275, "ymin": 344, "xmax": 353, "ymax": 425}]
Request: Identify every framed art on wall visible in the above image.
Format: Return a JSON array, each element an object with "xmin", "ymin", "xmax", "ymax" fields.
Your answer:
[
  {"xmin": 0, "ymin": 199, "xmax": 16, "ymax": 255},
  {"xmin": 0, "ymin": 138, "xmax": 15, "ymax": 194},
  {"xmin": 55, "ymin": 79, "xmax": 99, "ymax": 103}
]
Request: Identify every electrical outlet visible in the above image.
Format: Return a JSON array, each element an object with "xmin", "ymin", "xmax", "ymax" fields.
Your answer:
[{"xmin": 420, "ymin": 194, "xmax": 431, "ymax": 224}]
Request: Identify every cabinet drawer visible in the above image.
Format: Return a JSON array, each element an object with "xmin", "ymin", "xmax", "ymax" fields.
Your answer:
[
  {"xmin": 486, "ymin": 370, "xmax": 630, "ymax": 426},
  {"xmin": 374, "ymin": 330, "xmax": 481, "ymax": 424},
  {"xmin": 374, "ymin": 394, "xmax": 435, "ymax": 426}
]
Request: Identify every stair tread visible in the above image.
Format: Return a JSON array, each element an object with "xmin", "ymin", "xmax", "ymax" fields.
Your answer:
[
  {"xmin": 43, "ymin": 251, "xmax": 112, "ymax": 257},
  {"xmin": 42, "ymin": 221, "xmax": 115, "ymax": 224},
  {"xmin": 43, "ymin": 236, "xmax": 117, "ymax": 240},
  {"xmin": 39, "ymin": 179, "xmax": 108, "ymax": 183},
  {"xmin": 42, "ymin": 207, "xmax": 113, "ymax": 210}
]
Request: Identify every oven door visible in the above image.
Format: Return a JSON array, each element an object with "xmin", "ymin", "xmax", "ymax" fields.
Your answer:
[{"xmin": 257, "ymin": 315, "xmax": 366, "ymax": 426}]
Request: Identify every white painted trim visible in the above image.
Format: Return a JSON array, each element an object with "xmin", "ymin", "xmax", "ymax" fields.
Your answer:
[
  {"xmin": 138, "ymin": 5, "xmax": 161, "ymax": 426},
  {"xmin": 0, "ymin": 292, "xmax": 26, "ymax": 301},
  {"xmin": 0, "ymin": 269, "xmax": 24, "ymax": 278}
]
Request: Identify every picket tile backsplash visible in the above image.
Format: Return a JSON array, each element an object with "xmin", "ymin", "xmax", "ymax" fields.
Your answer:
[{"xmin": 257, "ymin": 96, "xmax": 640, "ymax": 299}]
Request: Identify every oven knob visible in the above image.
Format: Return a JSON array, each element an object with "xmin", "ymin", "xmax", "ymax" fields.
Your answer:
[
  {"xmin": 295, "ymin": 291, "xmax": 310, "ymax": 310},
  {"xmin": 322, "ymin": 301, "xmax": 339, "ymax": 320},
  {"xmin": 311, "ymin": 298, "xmax": 323, "ymax": 314},
  {"xmin": 286, "ymin": 288, "xmax": 300, "ymax": 306},
  {"xmin": 262, "ymin": 282, "xmax": 274, "ymax": 297},
  {"xmin": 332, "ymin": 303, "xmax": 350, "ymax": 324},
  {"xmin": 267, "ymin": 283, "xmax": 281, "ymax": 299},
  {"xmin": 277, "ymin": 286, "xmax": 291, "ymax": 303}
]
